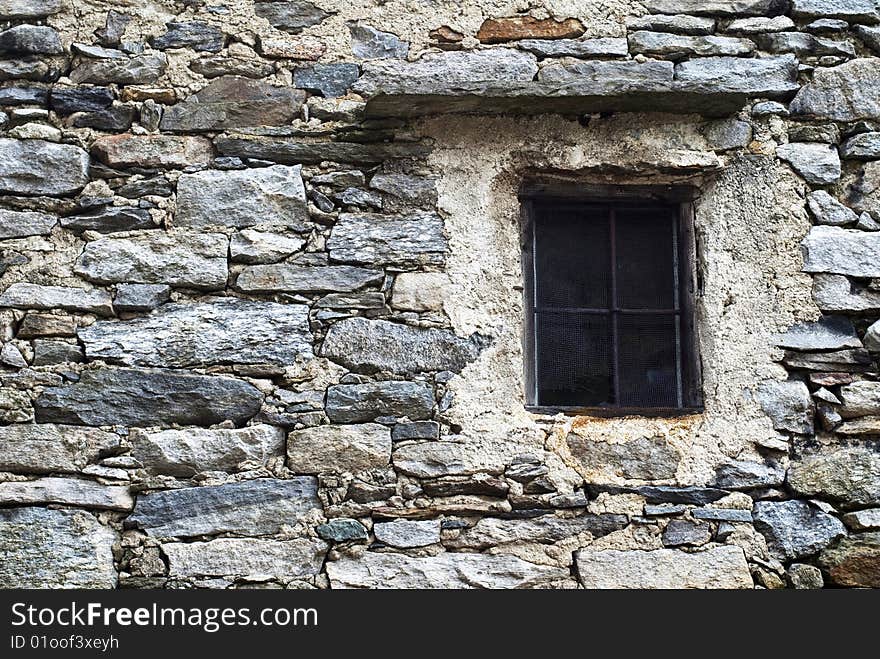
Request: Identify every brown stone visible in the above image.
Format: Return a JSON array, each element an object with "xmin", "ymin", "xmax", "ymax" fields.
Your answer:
[
  {"xmin": 92, "ymin": 134, "xmax": 214, "ymax": 168},
  {"xmin": 430, "ymin": 26, "xmax": 464, "ymax": 43},
  {"xmin": 819, "ymin": 533, "xmax": 880, "ymax": 588},
  {"xmin": 120, "ymin": 87, "xmax": 177, "ymax": 104},
  {"xmin": 477, "ymin": 16, "xmax": 585, "ymax": 44}
]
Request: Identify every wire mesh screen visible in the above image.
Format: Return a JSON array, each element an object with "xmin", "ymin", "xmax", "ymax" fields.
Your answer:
[{"xmin": 531, "ymin": 200, "xmax": 685, "ymax": 410}]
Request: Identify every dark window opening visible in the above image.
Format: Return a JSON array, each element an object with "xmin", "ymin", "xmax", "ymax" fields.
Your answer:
[{"xmin": 521, "ymin": 188, "xmax": 702, "ymax": 416}]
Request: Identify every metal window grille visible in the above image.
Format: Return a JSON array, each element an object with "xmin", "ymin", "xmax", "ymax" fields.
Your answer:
[{"xmin": 523, "ymin": 196, "xmax": 701, "ymax": 416}]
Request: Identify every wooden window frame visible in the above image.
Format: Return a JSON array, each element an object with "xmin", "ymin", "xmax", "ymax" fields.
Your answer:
[{"xmin": 520, "ymin": 182, "xmax": 703, "ymax": 418}]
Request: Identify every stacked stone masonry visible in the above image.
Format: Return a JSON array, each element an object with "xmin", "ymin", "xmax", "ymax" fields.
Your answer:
[{"xmin": 0, "ymin": 0, "xmax": 878, "ymax": 589}]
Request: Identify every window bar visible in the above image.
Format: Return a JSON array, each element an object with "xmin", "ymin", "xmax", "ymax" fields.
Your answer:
[
  {"xmin": 609, "ymin": 207, "xmax": 620, "ymax": 405},
  {"xmin": 532, "ymin": 217, "xmax": 540, "ymax": 406},
  {"xmin": 671, "ymin": 210, "xmax": 684, "ymax": 408}
]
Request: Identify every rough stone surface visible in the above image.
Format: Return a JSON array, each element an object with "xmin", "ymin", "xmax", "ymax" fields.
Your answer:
[
  {"xmin": 787, "ymin": 563, "xmax": 824, "ymax": 589},
  {"xmin": 0, "ymin": 423, "xmax": 120, "ymax": 474},
  {"xmin": 714, "ymin": 460, "xmax": 785, "ymax": 489},
  {"xmin": 327, "ymin": 552, "xmax": 569, "ymax": 589},
  {"xmin": 75, "ymin": 232, "xmax": 228, "ymax": 289},
  {"xmin": 813, "ymin": 274, "xmax": 880, "ymax": 312},
  {"xmin": 791, "ymin": 59, "xmax": 880, "ymax": 121},
  {"xmin": 806, "ymin": 190, "xmax": 859, "ymax": 226},
  {"xmin": 776, "ymin": 142, "xmax": 841, "ymax": 185},
  {"xmin": 327, "ymin": 212, "xmax": 447, "ymax": 267},
  {"xmin": 753, "ymin": 500, "xmax": 846, "ymax": 560},
  {"xmin": 518, "ymin": 37, "xmax": 628, "ymax": 58},
  {"xmin": 392, "ymin": 441, "xmax": 504, "ymax": 478},
  {"xmin": 230, "ymin": 230, "xmax": 306, "ymax": 264},
  {"xmin": 34, "ymin": 368, "xmax": 263, "ymax": 427},
  {"xmin": 350, "ymin": 23, "xmax": 409, "ymax": 59},
  {"xmin": 60, "ymin": 206, "xmax": 153, "ymax": 234},
  {"xmin": 0, "ymin": 138, "xmax": 89, "ymax": 195},
  {"xmin": 294, "ymin": 63, "xmax": 359, "ymax": 97},
  {"xmin": 673, "ymin": 55, "xmax": 799, "ymax": 97},
  {"xmin": 842, "ymin": 132, "xmax": 880, "ymax": 159},
  {"xmin": 0, "ymin": 476, "xmax": 133, "ymax": 511},
  {"xmin": 255, "ymin": 1, "xmax": 331, "ymax": 33},
  {"xmin": 448, "ymin": 514, "xmax": 628, "ymax": 549},
  {"xmin": 0, "ymin": 507, "xmax": 116, "ymax": 588},
  {"xmin": 70, "ymin": 53, "xmax": 168, "ymax": 85},
  {"xmin": 791, "ymin": 0, "xmax": 880, "ymax": 22},
  {"xmin": 374, "ymin": 519, "xmax": 440, "ymax": 547},
  {"xmin": 391, "ymin": 272, "xmax": 449, "ymax": 311},
  {"xmin": 819, "ymin": 532, "xmax": 880, "ymax": 587},
  {"xmin": 662, "ymin": 519, "xmax": 712, "ymax": 547},
  {"xmin": 0, "ymin": 283, "xmax": 113, "ymax": 316},
  {"xmin": 150, "ymin": 22, "xmax": 225, "ymax": 52},
  {"xmin": 163, "ymin": 537, "xmax": 327, "ymax": 579},
  {"xmin": 317, "ymin": 518, "xmax": 368, "ymax": 542},
  {"xmin": 113, "ymin": 284, "xmax": 170, "ymax": 312},
  {"xmin": 0, "ymin": 208, "xmax": 56, "ymax": 238},
  {"xmin": 842, "ymin": 508, "xmax": 880, "ymax": 530},
  {"xmin": 131, "ymin": 424, "xmax": 285, "ymax": 476},
  {"xmin": 477, "ymin": 17, "xmax": 585, "ymax": 44},
  {"xmin": 575, "ymin": 546, "xmax": 753, "ymax": 589},
  {"xmin": 287, "ymin": 423, "xmax": 391, "ymax": 474},
  {"xmin": 629, "ymin": 32, "xmax": 755, "ymax": 59},
  {"xmin": 775, "ymin": 315, "xmax": 862, "ymax": 350},
  {"xmin": 322, "ymin": 317, "xmax": 483, "ymax": 375},
  {"xmin": 81, "ymin": 298, "xmax": 312, "ymax": 367},
  {"xmin": 92, "ymin": 134, "xmax": 214, "ymax": 168},
  {"xmin": 236, "ymin": 264, "xmax": 382, "ymax": 293},
  {"xmin": 788, "ymin": 446, "xmax": 880, "ymax": 506},
  {"xmin": 838, "ymin": 380, "xmax": 880, "ymax": 417},
  {"xmin": 566, "ymin": 434, "xmax": 680, "ymax": 480},
  {"xmin": 803, "ymin": 226, "xmax": 880, "ymax": 277},
  {"xmin": 161, "ymin": 77, "xmax": 304, "ymax": 131},
  {"xmin": 754, "ymin": 379, "xmax": 814, "ymax": 434},
  {"xmin": 325, "ymin": 381, "xmax": 434, "ymax": 423},
  {"xmin": 129, "ymin": 477, "xmax": 319, "ymax": 538},
  {"xmin": 177, "ymin": 165, "xmax": 307, "ymax": 230}
]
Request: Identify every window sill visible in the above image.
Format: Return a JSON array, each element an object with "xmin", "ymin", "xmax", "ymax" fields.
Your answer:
[{"xmin": 525, "ymin": 405, "xmax": 704, "ymax": 419}]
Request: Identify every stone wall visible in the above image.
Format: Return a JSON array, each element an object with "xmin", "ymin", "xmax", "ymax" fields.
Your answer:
[{"xmin": 0, "ymin": 0, "xmax": 878, "ymax": 589}]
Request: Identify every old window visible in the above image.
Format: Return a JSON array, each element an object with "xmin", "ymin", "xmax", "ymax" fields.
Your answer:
[{"xmin": 521, "ymin": 185, "xmax": 702, "ymax": 416}]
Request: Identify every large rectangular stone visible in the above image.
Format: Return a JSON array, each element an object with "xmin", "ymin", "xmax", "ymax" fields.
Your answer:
[
  {"xmin": 235, "ymin": 264, "xmax": 382, "ymax": 293},
  {"xmin": 0, "ymin": 138, "xmax": 89, "ymax": 196},
  {"xmin": 0, "ymin": 283, "xmax": 113, "ymax": 316},
  {"xmin": 0, "ymin": 476, "xmax": 133, "ymax": 511},
  {"xmin": 131, "ymin": 424, "xmax": 285, "ymax": 476},
  {"xmin": 0, "ymin": 208, "xmax": 56, "ymax": 239},
  {"xmin": 79, "ymin": 298, "xmax": 313, "ymax": 367},
  {"xmin": 0, "ymin": 507, "xmax": 117, "ymax": 588},
  {"xmin": 575, "ymin": 546, "xmax": 753, "ymax": 588},
  {"xmin": 287, "ymin": 423, "xmax": 391, "ymax": 474},
  {"xmin": 642, "ymin": 0, "xmax": 784, "ymax": 15},
  {"xmin": 327, "ymin": 552, "xmax": 571, "ymax": 588},
  {"xmin": 327, "ymin": 212, "xmax": 448, "ymax": 267},
  {"xmin": 176, "ymin": 165, "xmax": 308, "ymax": 229},
  {"xmin": 325, "ymin": 381, "xmax": 435, "ymax": 423},
  {"xmin": 163, "ymin": 537, "xmax": 327, "ymax": 579},
  {"xmin": 791, "ymin": 0, "xmax": 880, "ymax": 22},
  {"xmin": 0, "ymin": 424, "xmax": 121, "ymax": 474},
  {"xmin": 74, "ymin": 231, "xmax": 229, "ymax": 289},
  {"xmin": 673, "ymin": 55, "xmax": 799, "ymax": 97},
  {"xmin": 802, "ymin": 225, "xmax": 880, "ymax": 277},
  {"xmin": 34, "ymin": 368, "xmax": 264, "ymax": 427},
  {"xmin": 447, "ymin": 514, "xmax": 628, "ymax": 549},
  {"xmin": 128, "ymin": 477, "xmax": 319, "ymax": 538}
]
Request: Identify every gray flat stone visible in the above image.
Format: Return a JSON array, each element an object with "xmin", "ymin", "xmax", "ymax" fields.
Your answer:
[
  {"xmin": 326, "ymin": 381, "xmax": 434, "ymax": 423},
  {"xmin": 776, "ymin": 142, "xmax": 841, "ymax": 185},
  {"xmin": 80, "ymin": 298, "xmax": 313, "ymax": 367},
  {"xmin": 518, "ymin": 37, "xmax": 628, "ymax": 58},
  {"xmin": 92, "ymin": 134, "xmax": 214, "ymax": 168},
  {"xmin": 392, "ymin": 441, "xmax": 505, "ymax": 478},
  {"xmin": 0, "ymin": 208, "xmax": 56, "ymax": 238},
  {"xmin": 838, "ymin": 380, "xmax": 880, "ymax": 417},
  {"xmin": 236, "ymin": 264, "xmax": 382, "ymax": 293},
  {"xmin": 131, "ymin": 424, "xmax": 285, "ymax": 476},
  {"xmin": 128, "ymin": 477, "xmax": 319, "ymax": 538},
  {"xmin": 575, "ymin": 545, "xmax": 753, "ymax": 588},
  {"xmin": 447, "ymin": 514, "xmax": 628, "ymax": 550},
  {"xmin": 163, "ymin": 537, "xmax": 327, "ymax": 579},
  {"xmin": 662, "ymin": 519, "xmax": 712, "ymax": 547},
  {"xmin": 60, "ymin": 206, "xmax": 154, "ymax": 234},
  {"xmin": 0, "ymin": 283, "xmax": 113, "ymax": 316},
  {"xmin": 626, "ymin": 14, "xmax": 716, "ymax": 35},
  {"xmin": 724, "ymin": 16, "xmax": 795, "ymax": 33},
  {"xmin": 327, "ymin": 552, "xmax": 570, "ymax": 589},
  {"xmin": 629, "ymin": 31, "xmax": 755, "ymax": 59},
  {"xmin": 0, "ymin": 0, "xmax": 62, "ymax": 19},
  {"xmin": 34, "ymin": 367, "xmax": 264, "ymax": 427},
  {"xmin": 321, "ymin": 317, "xmax": 484, "ymax": 375},
  {"xmin": 791, "ymin": 0, "xmax": 880, "ymax": 22},
  {"xmin": 176, "ymin": 165, "xmax": 307, "ymax": 229},
  {"xmin": 842, "ymin": 132, "xmax": 880, "ymax": 159},
  {"xmin": 754, "ymin": 32, "xmax": 856, "ymax": 58},
  {"xmin": 0, "ymin": 25, "xmax": 62, "ymax": 54},
  {"xmin": 75, "ymin": 231, "xmax": 229, "ymax": 289},
  {"xmin": 161, "ymin": 76, "xmax": 304, "ymax": 131},
  {"xmin": 70, "ymin": 53, "xmax": 168, "ymax": 85},
  {"xmin": 714, "ymin": 459, "xmax": 786, "ymax": 489},
  {"xmin": 802, "ymin": 226, "xmax": 880, "ymax": 277},
  {"xmin": 374, "ymin": 519, "xmax": 440, "ymax": 548},
  {"xmin": 287, "ymin": 423, "xmax": 391, "ymax": 474},
  {"xmin": 791, "ymin": 59, "xmax": 880, "ymax": 121},
  {"xmin": 0, "ymin": 423, "xmax": 120, "ymax": 474},
  {"xmin": 293, "ymin": 63, "xmax": 359, "ymax": 97},
  {"xmin": 806, "ymin": 190, "xmax": 859, "ymax": 226},
  {"xmin": 643, "ymin": 0, "xmax": 783, "ymax": 15},
  {"xmin": 812, "ymin": 274, "xmax": 880, "ymax": 312},
  {"xmin": 327, "ymin": 212, "xmax": 447, "ymax": 267},
  {"xmin": 753, "ymin": 499, "xmax": 846, "ymax": 560},
  {"xmin": 0, "ymin": 476, "xmax": 133, "ymax": 511},
  {"xmin": 0, "ymin": 138, "xmax": 89, "ymax": 195},
  {"xmin": 673, "ymin": 55, "xmax": 799, "ymax": 98},
  {"xmin": 149, "ymin": 21, "xmax": 225, "ymax": 52},
  {"xmin": 316, "ymin": 518, "xmax": 368, "ymax": 542},
  {"xmin": 774, "ymin": 315, "xmax": 862, "ymax": 350},
  {"xmin": 255, "ymin": 1, "xmax": 330, "ymax": 33},
  {"xmin": 230, "ymin": 230, "xmax": 306, "ymax": 264},
  {"xmin": 0, "ymin": 507, "xmax": 116, "ymax": 588},
  {"xmin": 113, "ymin": 283, "xmax": 170, "ymax": 312},
  {"xmin": 350, "ymin": 23, "xmax": 409, "ymax": 59}
]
